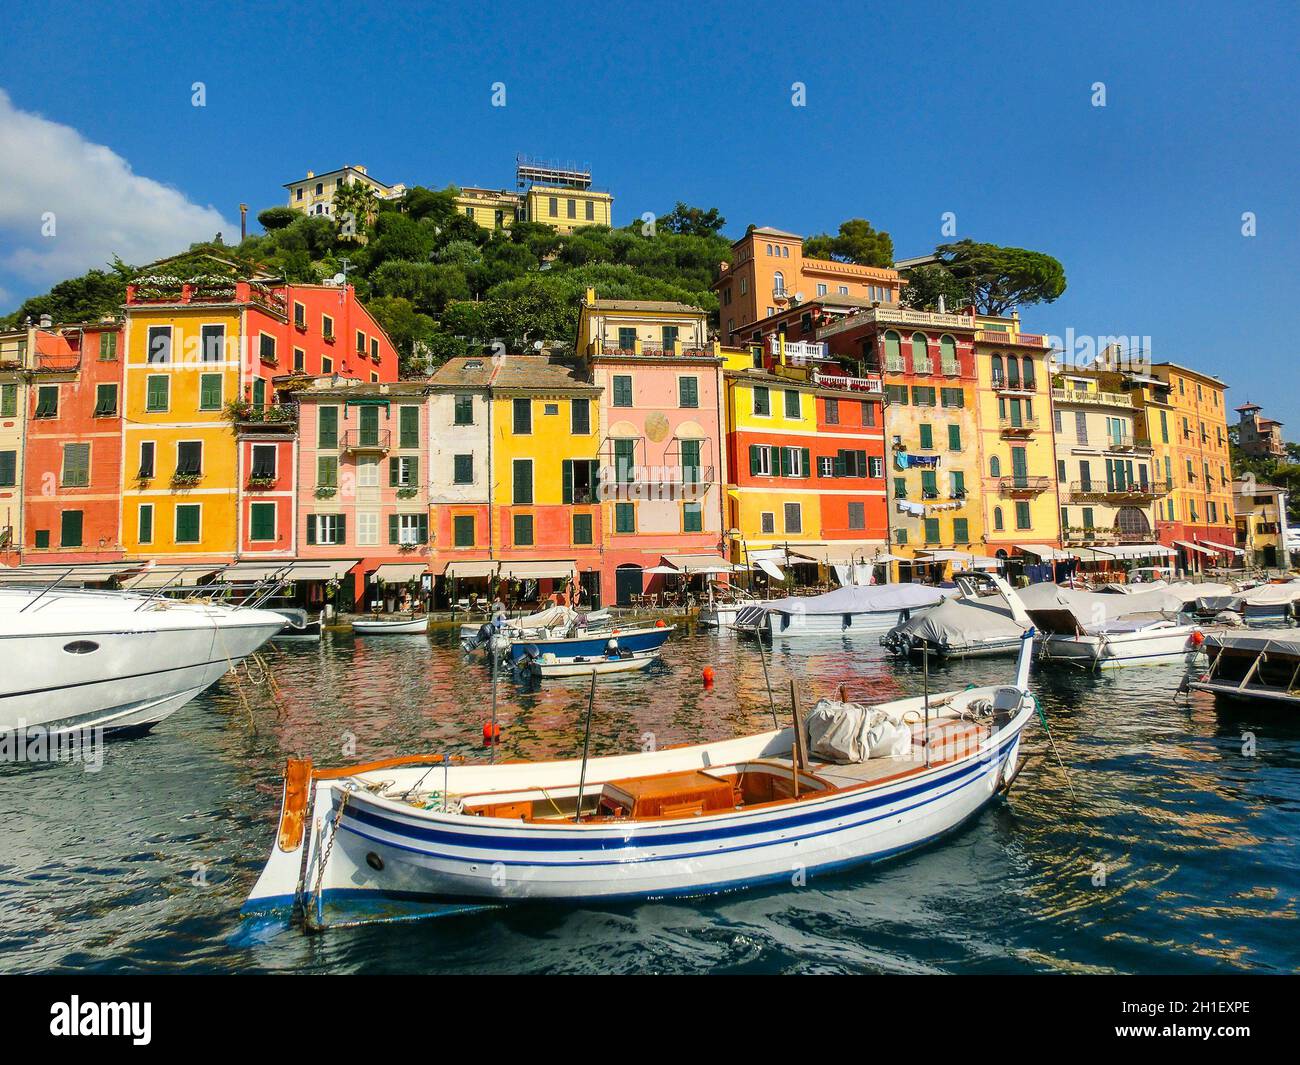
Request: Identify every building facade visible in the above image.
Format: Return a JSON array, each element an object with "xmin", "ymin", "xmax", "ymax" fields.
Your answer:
[
  {"xmin": 0, "ymin": 325, "xmax": 34, "ymax": 561},
  {"xmin": 427, "ymin": 357, "xmax": 494, "ymax": 581},
  {"xmin": 1233, "ymin": 478, "xmax": 1290, "ymax": 570},
  {"xmin": 576, "ymin": 292, "xmax": 727, "ymax": 599},
  {"xmin": 1148, "ymin": 363, "xmax": 1235, "ymax": 564},
  {"xmin": 1051, "ymin": 372, "xmax": 1162, "ymax": 552},
  {"xmin": 1234, "ymin": 401, "xmax": 1286, "ymax": 459},
  {"xmin": 713, "ymin": 227, "xmax": 902, "ymax": 344},
  {"xmin": 284, "ymin": 165, "xmax": 405, "ymax": 217},
  {"xmin": 22, "ymin": 322, "xmax": 125, "ymax": 562}
]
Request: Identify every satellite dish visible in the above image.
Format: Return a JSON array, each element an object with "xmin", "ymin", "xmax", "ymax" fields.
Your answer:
[
  {"xmin": 532, "ymin": 340, "xmax": 544, "ymax": 351},
  {"xmin": 330, "ymin": 273, "xmax": 346, "ymax": 286},
  {"xmin": 793, "ymin": 292, "xmax": 804, "ymax": 303}
]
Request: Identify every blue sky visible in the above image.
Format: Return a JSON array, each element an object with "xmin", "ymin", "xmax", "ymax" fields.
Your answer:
[{"xmin": 1, "ymin": 0, "xmax": 1296, "ymax": 426}]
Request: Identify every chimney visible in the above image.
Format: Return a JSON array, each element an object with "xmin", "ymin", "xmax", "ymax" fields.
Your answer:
[{"xmin": 306, "ymin": 170, "xmax": 314, "ymax": 179}]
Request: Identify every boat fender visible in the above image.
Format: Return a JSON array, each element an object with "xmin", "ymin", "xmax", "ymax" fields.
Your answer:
[{"xmin": 606, "ymin": 638, "xmax": 620, "ymax": 653}]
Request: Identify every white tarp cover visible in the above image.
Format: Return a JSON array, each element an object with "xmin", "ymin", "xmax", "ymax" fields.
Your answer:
[
  {"xmin": 1240, "ymin": 582, "xmax": 1300, "ymax": 605},
  {"xmin": 444, "ymin": 560, "xmax": 499, "ymax": 579},
  {"xmin": 763, "ymin": 582, "xmax": 948, "ymax": 617},
  {"xmin": 660, "ymin": 553, "xmax": 730, "ymax": 572},
  {"xmin": 1203, "ymin": 629, "xmax": 1300, "ymax": 656},
  {"xmin": 888, "ymin": 595, "xmax": 1029, "ymax": 649},
  {"xmin": 1089, "ymin": 543, "xmax": 1176, "ymax": 559},
  {"xmin": 371, "ymin": 563, "xmax": 429, "ymax": 583},
  {"xmin": 803, "ymin": 699, "xmax": 913, "ymax": 764},
  {"xmin": 756, "ymin": 559, "xmax": 786, "ymax": 581},
  {"xmin": 1017, "ymin": 582, "xmax": 1188, "ymax": 629}
]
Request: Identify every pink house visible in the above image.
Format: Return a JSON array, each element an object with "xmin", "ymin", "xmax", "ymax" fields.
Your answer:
[
  {"xmin": 576, "ymin": 293, "xmax": 728, "ymax": 604},
  {"xmin": 293, "ymin": 379, "xmax": 430, "ymax": 610}
]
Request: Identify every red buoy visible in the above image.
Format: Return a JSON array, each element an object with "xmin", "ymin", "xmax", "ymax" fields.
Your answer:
[
  {"xmin": 702, "ymin": 666, "xmax": 715, "ymax": 688},
  {"xmin": 1190, "ymin": 630, "xmax": 1205, "ymax": 646},
  {"xmin": 655, "ymin": 618, "xmax": 666, "ymax": 628},
  {"xmin": 482, "ymin": 722, "xmax": 501, "ymax": 745}
]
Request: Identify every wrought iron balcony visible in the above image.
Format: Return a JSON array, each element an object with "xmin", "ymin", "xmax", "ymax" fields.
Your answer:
[
  {"xmin": 341, "ymin": 428, "xmax": 391, "ymax": 452},
  {"xmin": 1068, "ymin": 479, "xmax": 1168, "ymax": 501},
  {"xmin": 997, "ymin": 476, "xmax": 1052, "ymax": 495}
]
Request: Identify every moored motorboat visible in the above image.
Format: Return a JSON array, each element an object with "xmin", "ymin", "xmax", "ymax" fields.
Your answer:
[
  {"xmin": 459, "ymin": 606, "xmax": 611, "ymax": 654},
  {"xmin": 1190, "ymin": 630, "xmax": 1300, "ymax": 707},
  {"xmin": 352, "ymin": 616, "xmax": 429, "ymax": 635},
  {"xmin": 883, "ymin": 581, "xmax": 1030, "ymax": 659},
  {"xmin": 242, "ymin": 630, "xmax": 1039, "ymax": 927},
  {"xmin": 0, "ymin": 586, "xmax": 286, "ymax": 738},
  {"xmin": 506, "ymin": 624, "xmax": 672, "ymax": 666},
  {"xmin": 518, "ymin": 648, "xmax": 661, "ymax": 680},
  {"xmin": 734, "ymin": 582, "xmax": 949, "ymax": 639}
]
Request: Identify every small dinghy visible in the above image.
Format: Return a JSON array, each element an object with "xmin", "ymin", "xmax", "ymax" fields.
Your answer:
[
  {"xmin": 352, "ymin": 616, "xmax": 429, "ymax": 635},
  {"xmin": 459, "ymin": 606, "xmax": 611, "ymax": 654},
  {"xmin": 506, "ymin": 624, "xmax": 672, "ymax": 666},
  {"xmin": 242, "ymin": 631, "xmax": 1039, "ymax": 928},
  {"xmin": 518, "ymin": 648, "xmax": 661, "ymax": 680}
]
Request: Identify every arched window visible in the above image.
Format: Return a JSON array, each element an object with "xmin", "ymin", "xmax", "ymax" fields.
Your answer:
[
  {"xmin": 773, "ymin": 271, "xmax": 785, "ymax": 294},
  {"xmin": 1006, "ymin": 355, "xmax": 1021, "ymax": 387},
  {"xmin": 911, "ymin": 333, "xmax": 930, "ymax": 373},
  {"xmin": 883, "ymin": 330, "xmax": 902, "ymax": 371},
  {"xmin": 765, "ymin": 244, "xmax": 773, "ymax": 256},
  {"xmin": 990, "ymin": 354, "xmax": 1004, "ymax": 385},
  {"xmin": 1115, "ymin": 507, "xmax": 1151, "ymax": 538},
  {"xmin": 993, "ymin": 507, "xmax": 1004, "ymax": 531},
  {"xmin": 939, "ymin": 335, "xmax": 958, "ymax": 374},
  {"xmin": 1021, "ymin": 356, "xmax": 1036, "ymax": 389},
  {"xmin": 990, "ymin": 456, "xmax": 1002, "ymax": 477}
]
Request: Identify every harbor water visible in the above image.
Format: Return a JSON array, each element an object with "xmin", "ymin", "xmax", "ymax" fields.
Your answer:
[{"xmin": 1, "ymin": 626, "xmax": 1297, "ymax": 974}]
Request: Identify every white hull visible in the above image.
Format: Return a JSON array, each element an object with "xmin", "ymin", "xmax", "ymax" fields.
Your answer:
[
  {"xmin": 1037, "ymin": 627, "xmax": 1199, "ymax": 668},
  {"xmin": 353, "ymin": 618, "xmax": 429, "ymax": 635},
  {"xmin": 528, "ymin": 651, "xmax": 659, "ymax": 678},
  {"xmin": 698, "ymin": 603, "xmax": 745, "ymax": 628},
  {"xmin": 244, "ymin": 634, "xmax": 1037, "ymax": 924},
  {"xmin": 0, "ymin": 590, "xmax": 285, "ymax": 736},
  {"xmin": 760, "ymin": 609, "xmax": 924, "ymax": 637}
]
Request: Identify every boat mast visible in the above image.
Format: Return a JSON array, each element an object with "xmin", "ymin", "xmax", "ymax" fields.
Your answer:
[{"xmin": 574, "ymin": 672, "xmax": 597, "ymax": 823}]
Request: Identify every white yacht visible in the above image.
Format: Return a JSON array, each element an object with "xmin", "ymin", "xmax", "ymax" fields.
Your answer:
[{"xmin": 0, "ymin": 586, "xmax": 286, "ymax": 738}]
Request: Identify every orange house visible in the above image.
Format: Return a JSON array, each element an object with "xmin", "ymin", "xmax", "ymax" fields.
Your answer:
[
  {"xmin": 22, "ymin": 322, "xmax": 126, "ymax": 561},
  {"xmin": 714, "ymin": 227, "xmax": 903, "ymax": 345}
]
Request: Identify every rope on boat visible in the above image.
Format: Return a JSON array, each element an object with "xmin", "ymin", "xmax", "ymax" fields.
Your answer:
[
  {"xmin": 1031, "ymin": 694, "xmax": 1077, "ymax": 801},
  {"xmin": 306, "ymin": 788, "xmax": 350, "ymax": 933}
]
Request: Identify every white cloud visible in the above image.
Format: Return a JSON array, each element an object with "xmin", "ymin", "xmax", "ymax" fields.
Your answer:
[{"xmin": 0, "ymin": 89, "xmax": 236, "ymax": 294}]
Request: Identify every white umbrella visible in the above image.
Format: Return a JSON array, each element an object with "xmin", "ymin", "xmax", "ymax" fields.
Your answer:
[{"xmin": 643, "ymin": 565, "xmax": 681, "ymax": 575}]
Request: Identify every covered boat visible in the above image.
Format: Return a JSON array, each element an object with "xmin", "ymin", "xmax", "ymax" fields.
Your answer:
[
  {"xmin": 1020, "ymin": 583, "xmax": 1201, "ymax": 669},
  {"xmin": 459, "ymin": 606, "xmax": 611, "ymax": 654},
  {"xmin": 882, "ymin": 588, "xmax": 1030, "ymax": 659},
  {"xmin": 1190, "ymin": 629, "xmax": 1300, "ymax": 706},
  {"xmin": 242, "ymin": 631, "xmax": 1039, "ymax": 928},
  {"xmin": 507, "ymin": 624, "xmax": 672, "ymax": 666},
  {"xmin": 734, "ymin": 582, "xmax": 949, "ymax": 638}
]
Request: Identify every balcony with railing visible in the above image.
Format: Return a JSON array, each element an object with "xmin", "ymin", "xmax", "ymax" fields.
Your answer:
[
  {"xmin": 991, "ymin": 375, "xmax": 1038, "ymax": 395},
  {"xmin": 769, "ymin": 336, "xmax": 831, "ymax": 365},
  {"xmin": 1062, "ymin": 527, "xmax": 1155, "ymax": 546},
  {"xmin": 975, "ymin": 329, "xmax": 1047, "ymax": 348},
  {"xmin": 1068, "ymin": 479, "xmax": 1168, "ymax": 502},
  {"xmin": 998, "ymin": 414, "xmax": 1040, "ymax": 435},
  {"xmin": 32, "ymin": 351, "xmax": 81, "ymax": 374},
  {"xmin": 998, "ymin": 475, "xmax": 1052, "ymax": 495},
  {"xmin": 811, "ymin": 369, "xmax": 883, "ymax": 394},
  {"xmin": 341, "ymin": 428, "xmax": 392, "ymax": 453},
  {"xmin": 1102, "ymin": 433, "xmax": 1153, "ymax": 452},
  {"xmin": 1052, "ymin": 387, "xmax": 1133, "ymax": 409},
  {"xmin": 126, "ymin": 278, "xmax": 288, "ymax": 317}
]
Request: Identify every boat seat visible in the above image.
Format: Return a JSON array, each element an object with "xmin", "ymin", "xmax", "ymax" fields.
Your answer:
[{"xmin": 990, "ymin": 686, "xmax": 1025, "ymax": 712}]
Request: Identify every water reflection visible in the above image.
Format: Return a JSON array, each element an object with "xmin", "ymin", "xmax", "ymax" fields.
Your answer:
[{"xmin": 0, "ymin": 626, "xmax": 1297, "ymax": 974}]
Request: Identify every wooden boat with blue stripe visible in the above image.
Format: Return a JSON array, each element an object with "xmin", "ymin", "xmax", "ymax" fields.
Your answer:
[
  {"xmin": 506, "ymin": 623, "xmax": 673, "ymax": 666},
  {"xmin": 243, "ymin": 632, "xmax": 1037, "ymax": 926}
]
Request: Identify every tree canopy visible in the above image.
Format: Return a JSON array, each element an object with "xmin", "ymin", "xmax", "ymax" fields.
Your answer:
[
  {"xmin": 924, "ymin": 239, "xmax": 1066, "ymax": 316},
  {"xmin": 803, "ymin": 219, "xmax": 894, "ymax": 268}
]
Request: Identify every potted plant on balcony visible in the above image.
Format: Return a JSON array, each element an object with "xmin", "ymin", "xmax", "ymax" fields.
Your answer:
[
  {"xmin": 247, "ymin": 475, "xmax": 276, "ymax": 489},
  {"xmin": 224, "ymin": 398, "xmax": 254, "ymax": 423},
  {"xmin": 396, "ymin": 486, "xmax": 419, "ymax": 500},
  {"xmin": 172, "ymin": 472, "xmax": 202, "ymax": 488},
  {"xmin": 314, "ymin": 485, "xmax": 338, "ymax": 499}
]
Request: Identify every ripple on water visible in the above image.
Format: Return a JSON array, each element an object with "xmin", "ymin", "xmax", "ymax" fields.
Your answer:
[{"xmin": 0, "ymin": 629, "xmax": 1297, "ymax": 973}]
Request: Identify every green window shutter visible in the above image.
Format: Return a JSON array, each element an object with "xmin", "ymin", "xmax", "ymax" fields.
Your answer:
[
  {"xmin": 749, "ymin": 445, "xmax": 759, "ymax": 476},
  {"xmin": 454, "ymin": 515, "xmax": 475, "ymax": 547},
  {"xmin": 399, "ymin": 406, "xmax": 419, "ymax": 448},
  {"xmin": 177, "ymin": 506, "xmax": 200, "ymax": 543},
  {"xmin": 683, "ymin": 503, "xmax": 703, "ymax": 533},
  {"xmin": 251, "ymin": 503, "xmax": 276, "ymax": 541},
  {"xmin": 513, "ymin": 460, "xmax": 533, "ymax": 504},
  {"xmin": 922, "ymin": 470, "xmax": 938, "ymax": 497},
  {"xmin": 513, "ymin": 514, "xmax": 534, "ymax": 546},
  {"xmin": 801, "ymin": 447, "xmax": 811, "ymax": 478},
  {"xmin": 252, "ymin": 378, "xmax": 266, "ymax": 410},
  {"xmin": 924, "ymin": 518, "xmax": 940, "ymax": 544},
  {"xmin": 588, "ymin": 460, "xmax": 601, "ymax": 499},
  {"xmin": 0, "ymin": 451, "xmax": 15, "ymax": 487},
  {"xmin": 145, "ymin": 377, "xmax": 167, "ymax": 412},
  {"xmin": 94, "ymin": 384, "xmax": 116, "ymax": 416},
  {"xmin": 388, "ymin": 514, "xmax": 399, "ymax": 544},
  {"xmin": 856, "ymin": 450, "xmax": 868, "ymax": 476},
  {"xmin": 894, "ymin": 476, "xmax": 907, "ymax": 498},
  {"xmin": 919, "ymin": 424, "xmax": 933, "ymax": 449},
  {"xmin": 138, "ymin": 506, "xmax": 153, "ymax": 544},
  {"xmin": 679, "ymin": 377, "xmax": 698, "ymax": 408},
  {"xmin": 615, "ymin": 502, "xmax": 635, "ymax": 533},
  {"xmin": 0, "ymin": 384, "xmax": 15, "ymax": 417},
  {"xmin": 60, "ymin": 510, "xmax": 83, "ymax": 547},
  {"xmin": 779, "ymin": 447, "xmax": 791, "ymax": 477},
  {"xmin": 953, "ymin": 518, "xmax": 968, "ymax": 543},
  {"xmin": 572, "ymin": 513, "xmax": 593, "ymax": 545},
  {"xmin": 784, "ymin": 390, "xmax": 800, "ymax": 418},
  {"xmin": 318, "ymin": 407, "xmax": 338, "ymax": 448},
  {"xmin": 562, "ymin": 460, "xmax": 573, "ymax": 505},
  {"xmin": 1016, "ymin": 502, "xmax": 1031, "ymax": 529},
  {"xmin": 199, "ymin": 374, "xmax": 222, "ymax": 411},
  {"xmin": 415, "ymin": 515, "xmax": 426, "ymax": 544},
  {"xmin": 406, "ymin": 457, "xmax": 418, "ymax": 486},
  {"xmin": 388, "ymin": 457, "xmax": 399, "ymax": 487},
  {"xmin": 952, "ymin": 470, "xmax": 965, "ymax": 495},
  {"xmin": 948, "ymin": 424, "xmax": 961, "ymax": 450},
  {"xmin": 318, "ymin": 456, "xmax": 337, "ymax": 487}
]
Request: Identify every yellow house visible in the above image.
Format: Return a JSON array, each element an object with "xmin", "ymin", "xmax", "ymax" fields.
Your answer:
[
  {"xmin": 525, "ymin": 186, "xmax": 612, "ymax": 233},
  {"xmin": 972, "ymin": 314, "xmax": 1061, "ymax": 558},
  {"xmin": 454, "ymin": 187, "xmax": 523, "ymax": 230},
  {"xmin": 283, "ymin": 165, "xmax": 405, "ymax": 218},
  {"xmin": 120, "ymin": 280, "xmax": 285, "ymax": 561},
  {"xmin": 488, "ymin": 354, "xmax": 605, "ymax": 602}
]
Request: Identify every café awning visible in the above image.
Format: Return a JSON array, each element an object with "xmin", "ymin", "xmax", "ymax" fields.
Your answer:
[
  {"xmin": 1015, "ymin": 543, "xmax": 1070, "ymax": 561},
  {"xmin": 0, "ymin": 562, "xmax": 148, "ymax": 585},
  {"xmin": 498, "ymin": 560, "xmax": 578, "ymax": 581},
  {"xmin": 443, "ymin": 560, "xmax": 499, "ymax": 579},
  {"xmin": 659, "ymin": 552, "xmax": 730, "ymax": 572},
  {"xmin": 370, "ymin": 563, "xmax": 429, "ymax": 583},
  {"xmin": 1173, "ymin": 540, "xmax": 1220, "ymax": 557},
  {"xmin": 1088, "ymin": 544, "xmax": 1176, "ymax": 560},
  {"xmin": 1197, "ymin": 539, "xmax": 1244, "ymax": 557}
]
